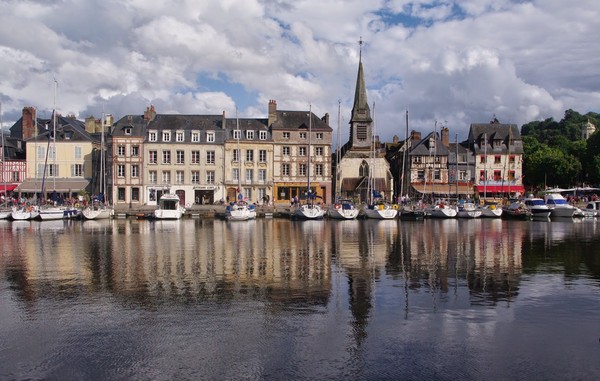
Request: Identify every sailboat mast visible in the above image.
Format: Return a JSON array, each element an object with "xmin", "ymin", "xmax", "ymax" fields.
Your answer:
[
  {"xmin": 483, "ymin": 132, "xmax": 487, "ymax": 201},
  {"xmin": 400, "ymin": 108, "xmax": 408, "ymax": 201},
  {"xmin": 100, "ymin": 112, "xmax": 105, "ymax": 201},
  {"xmin": 0, "ymin": 103, "xmax": 6, "ymax": 199},
  {"xmin": 236, "ymin": 107, "xmax": 242, "ymax": 200},
  {"xmin": 307, "ymin": 104, "xmax": 312, "ymax": 196},
  {"xmin": 336, "ymin": 100, "xmax": 341, "ymax": 201},
  {"xmin": 53, "ymin": 78, "xmax": 57, "ymax": 194}
]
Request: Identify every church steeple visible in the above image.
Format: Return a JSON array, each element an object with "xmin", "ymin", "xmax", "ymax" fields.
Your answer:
[{"xmin": 349, "ymin": 37, "xmax": 373, "ymax": 149}]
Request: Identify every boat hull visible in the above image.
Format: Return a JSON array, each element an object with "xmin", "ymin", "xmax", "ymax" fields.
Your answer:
[
  {"xmin": 294, "ymin": 204, "xmax": 326, "ymax": 220},
  {"xmin": 82, "ymin": 207, "xmax": 113, "ymax": 220}
]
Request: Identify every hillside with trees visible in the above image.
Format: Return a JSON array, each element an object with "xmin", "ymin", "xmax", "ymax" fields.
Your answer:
[{"xmin": 521, "ymin": 109, "xmax": 600, "ymax": 189}]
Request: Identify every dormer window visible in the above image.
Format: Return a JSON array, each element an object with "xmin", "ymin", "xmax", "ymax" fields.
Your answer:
[
  {"xmin": 124, "ymin": 127, "xmax": 132, "ymax": 135},
  {"xmin": 233, "ymin": 130, "xmax": 241, "ymax": 140},
  {"xmin": 246, "ymin": 130, "xmax": 254, "ymax": 140},
  {"xmin": 162, "ymin": 131, "xmax": 171, "ymax": 142}
]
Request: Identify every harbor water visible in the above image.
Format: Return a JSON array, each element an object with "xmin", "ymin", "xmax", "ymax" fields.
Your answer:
[{"xmin": 0, "ymin": 218, "xmax": 599, "ymax": 380}]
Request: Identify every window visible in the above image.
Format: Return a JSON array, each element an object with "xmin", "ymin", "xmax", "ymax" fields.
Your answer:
[
  {"xmin": 149, "ymin": 150, "xmax": 157, "ymax": 164},
  {"xmin": 246, "ymin": 130, "xmax": 254, "ymax": 140},
  {"xmin": 509, "ymin": 155, "xmax": 515, "ymax": 163},
  {"xmin": 162, "ymin": 150, "xmax": 171, "ymax": 164},
  {"xmin": 149, "ymin": 131, "xmax": 157, "ymax": 142},
  {"xmin": 232, "ymin": 168, "xmax": 240, "ymax": 182},
  {"xmin": 300, "ymin": 132, "xmax": 307, "ymax": 139},
  {"xmin": 233, "ymin": 149, "xmax": 240, "ymax": 162},
  {"xmin": 149, "ymin": 171, "xmax": 157, "ymax": 184},
  {"xmin": 357, "ymin": 125, "xmax": 367, "ymax": 141},
  {"xmin": 162, "ymin": 131, "xmax": 171, "ymax": 142},
  {"xmin": 494, "ymin": 170, "xmax": 502, "ymax": 181},
  {"xmin": 246, "ymin": 149, "xmax": 254, "ymax": 162},
  {"xmin": 315, "ymin": 164, "xmax": 323, "ymax": 176},
  {"xmin": 316, "ymin": 132, "xmax": 323, "ymax": 140},
  {"xmin": 480, "ymin": 170, "xmax": 487, "ymax": 181},
  {"xmin": 480, "ymin": 155, "xmax": 486, "ymax": 163},
  {"xmin": 131, "ymin": 145, "xmax": 139, "ymax": 157},
  {"xmin": 74, "ymin": 146, "xmax": 82, "ymax": 159},
  {"xmin": 176, "ymin": 150, "xmax": 185, "ymax": 164},
  {"xmin": 118, "ymin": 187, "xmax": 125, "ymax": 201},
  {"xmin": 299, "ymin": 164, "xmax": 307, "ymax": 176},
  {"xmin": 191, "ymin": 171, "xmax": 200, "ymax": 184},
  {"xmin": 508, "ymin": 170, "xmax": 515, "ymax": 181},
  {"xmin": 259, "ymin": 169, "xmax": 266, "ymax": 182},
  {"xmin": 494, "ymin": 155, "xmax": 501, "ymax": 164},
  {"xmin": 282, "ymin": 163, "xmax": 290, "ymax": 176},
  {"xmin": 283, "ymin": 132, "xmax": 290, "ymax": 139},
  {"xmin": 71, "ymin": 164, "xmax": 83, "ymax": 177},
  {"xmin": 233, "ymin": 130, "xmax": 241, "ymax": 140},
  {"xmin": 125, "ymin": 127, "xmax": 132, "ymax": 136},
  {"xmin": 315, "ymin": 147, "xmax": 323, "ymax": 156},
  {"xmin": 244, "ymin": 187, "xmax": 252, "ymax": 200},
  {"xmin": 246, "ymin": 169, "xmax": 253, "ymax": 183},
  {"xmin": 282, "ymin": 146, "xmax": 290, "ymax": 156},
  {"xmin": 191, "ymin": 131, "xmax": 200, "ymax": 142},
  {"xmin": 206, "ymin": 170, "xmax": 215, "ymax": 184},
  {"xmin": 191, "ymin": 151, "xmax": 200, "ymax": 164},
  {"xmin": 434, "ymin": 170, "xmax": 440, "ymax": 180},
  {"xmin": 118, "ymin": 164, "xmax": 125, "ymax": 177},
  {"xmin": 259, "ymin": 131, "xmax": 267, "ymax": 140},
  {"xmin": 259, "ymin": 150, "xmax": 267, "ymax": 162},
  {"xmin": 37, "ymin": 146, "xmax": 45, "ymax": 160},
  {"xmin": 131, "ymin": 187, "xmax": 139, "ymax": 201},
  {"xmin": 417, "ymin": 170, "xmax": 424, "ymax": 180},
  {"xmin": 359, "ymin": 161, "xmax": 369, "ymax": 177},
  {"xmin": 11, "ymin": 172, "xmax": 19, "ymax": 182},
  {"xmin": 176, "ymin": 131, "xmax": 184, "ymax": 142},
  {"xmin": 206, "ymin": 131, "xmax": 215, "ymax": 142},
  {"xmin": 48, "ymin": 146, "xmax": 56, "ymax": 160},
  {"xmin": 412, "ymin": 156, "xmax": 421, "ymax": 163},
  {"xmin": 176, "ymin": 171, "xmax": 184, "ymax": 184},
  {"xmin": 206, "ymin": 151, "xmax": 215, "ymax": 164},
  {"xmin": 299, "ymin": 147, "xmax": 307, "ymax": 156},
  {"xmin": 132, "ymin": 165, "xmax": 139, "ymax": 178},
  {"xmin": 162, "ymin": 171, "xmax": 171, "ymax": 184}
]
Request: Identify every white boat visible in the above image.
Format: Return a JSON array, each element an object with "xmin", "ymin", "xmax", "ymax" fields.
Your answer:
[
  {"xmin": 480, "ymin": 203, "xmax": 503, "ymax": 218},
  {"xmin": 0, "ymin": 208, "xmax": 11, "ymax": 220},
  {"xmin": 544, "ymin": 193, "xmax": 577, "ymax": 218},
  {"xmin": 328, "ymin": 199, "xmax": 360, "ymax": 220},
  {"xmin": 457, "ymin": 201, "xmax": 482, "ymax": 218},
  {"xmin": 426, "ymin": 201, "xmax": 457, "ymax": 218},
  {"xmin": 523, "ymin": 196, "xmax": 552, "ymax": 219},
  {"xmin": 11, "ymin": 204, "xmax": 39, "ymax": 220},
  {"xmin": 294, "ymin": 201, "xmax": 327, "ymax": 220},
  {"xmin": 502, "ymin": 201, "xmax": 532, "ymax": 220},
  {"xmin": 399, "ymin": 203, "xmax": 426, "ymax": 219},
  {"xmin": 225, "ymin": 200, "xmax": 257, "ymax": 221},
  {"xmin": 81, "ymin": 202, "xmax": 113, "ymax": 220},
  {"xmin": 154, "ymin": 194, "xmax": 185, "ymax": 220},
  {"xmin": 581, "ymin": 200, "xmax": 600, "ymax": 218},
  {"xmin": 362, "ymin": 200, "xmax": 398, "ymax": 219},
  {"xmin": 38, "ymin": 204, "xmax": 79, "ymax": 220},
  {"xmin": 293, "ymin": 106, "xmax": 326, "ymax": 221}
]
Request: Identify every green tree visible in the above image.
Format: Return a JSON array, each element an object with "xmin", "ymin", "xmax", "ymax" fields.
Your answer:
[{"xmin": 524, "ymin": 145, "xmax": 581, "ymax": 188}]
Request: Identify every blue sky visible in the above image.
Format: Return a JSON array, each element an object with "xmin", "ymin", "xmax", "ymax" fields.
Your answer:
[{"xmin": 0, "ymin": 0, "xmax": 598, "ymax": 144}]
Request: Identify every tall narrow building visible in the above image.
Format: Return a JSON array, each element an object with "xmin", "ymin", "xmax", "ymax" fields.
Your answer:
[{"xmin": 334, "ymin": 43, "xmax": 394, "ymax": 203}]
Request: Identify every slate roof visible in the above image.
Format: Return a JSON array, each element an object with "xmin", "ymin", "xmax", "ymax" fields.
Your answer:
[
  {"xmin": 467, "ymin": 122, "xmax": 523, "ymax": 154},
  {"xmin": 409, "ymin": 132, "xmax": 450, "ymax": 156},
  {"xmin": 270, "ymin": 110, "xmax": 332, "ymax": 132}
]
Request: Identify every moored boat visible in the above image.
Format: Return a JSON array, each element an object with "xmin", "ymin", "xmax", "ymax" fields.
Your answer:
[
  {"xmin": 328, "ymin": 199, "xmax": 359, "ymax": 220},
  {"xmin": 426, "ymin": 201, "xmax": 457, "ymax": 218},
  {"xmin": 225, "ymin": 200, "xmax": 257, "ymax": 221},
  {"xmin": 457, "ymin": 201, "xmax": 482, "ymax": 218},
  {"xmin": 502, "ymin": 201, "xmax": 532, "ymax": 220},
  {"xmin": 362, "ymin": 200, "xmax": 398, "ymax": 220},
  {"xmin": 523, "ymin": 196, "xmax": 552, "ymax": 219},
  {"xmin": 154, "ymin": 193, "xmax": 185, "ymax": 220},
  {"xmin": 544, "ymin": 193, "xmax": 578, "ymax": 218}
]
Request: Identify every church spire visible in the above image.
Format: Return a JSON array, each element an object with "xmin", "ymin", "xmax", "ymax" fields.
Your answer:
[{"xmin": 351, "ymin": 37, "xmax": 372, "ymax": 124}]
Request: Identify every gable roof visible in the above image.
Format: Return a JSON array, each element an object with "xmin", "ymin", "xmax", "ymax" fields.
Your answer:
[{"xmin": 409, "ymin": 132, "xmax": 450, "ymax": 156}]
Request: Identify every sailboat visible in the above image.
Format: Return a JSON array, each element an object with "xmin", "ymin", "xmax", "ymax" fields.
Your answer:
[
  {"xmin": 399, "ymin": 108, "xmax": 424, "ymax": 219},
  {"xmin": 294, "ymin": 105, "xmax": 326, "ymax": 220},
  {"xmin": 225, "ymin": 107, "xmax": 256, "ymax": 221},
  {"xmin": 328, "ymin": 101, "xmax": 359, "ymax": 220},
  {"xmin": 362, "ymin": 103, "xmax": 397, "ymax": 220},
  {"xmin": 82, "ymin": 113, "xmax": 113, "ymax": 220},
  {"xmin": 0, "ymin": 103, "xmax": 12, "ymax": 219},
  {"xmin": 37, "ymin": 82, "xmax": 79, "ymax": 221}
]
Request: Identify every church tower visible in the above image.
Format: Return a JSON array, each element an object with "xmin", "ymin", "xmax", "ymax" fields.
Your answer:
[{"xmin": 349, "ymin": 38, "xmax": 373, "ymax": 150}]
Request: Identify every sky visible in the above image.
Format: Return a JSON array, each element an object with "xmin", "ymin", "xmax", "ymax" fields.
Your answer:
[{"xmin": 0, "ymin": 0, "xmax": 599, "ymax": 144}]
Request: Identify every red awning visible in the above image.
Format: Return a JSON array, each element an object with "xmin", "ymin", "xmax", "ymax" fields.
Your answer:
[
  {"xmin": 0, "ymin": 184, "xmax": 17, "ymax": 193},
  {"xmin": 476, "ymin": 185, "xmax": 524, "ymax": 193}
]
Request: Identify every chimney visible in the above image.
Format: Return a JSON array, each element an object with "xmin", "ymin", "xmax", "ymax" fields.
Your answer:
[
  {"xmin": 268, "ymin": 99, "xmax": 277, "ymax": 126},
  {"xmin": 410, "ymin": 130, "xmax": 421, "ymax": 140},
  {"xmin": 22, "ymin": 107, "xmax": 37, "ymax": 140},
  {"xmin": 441, "ymin": 127, "xmax": 449, "ymax": 147},
  {"xmin": 144, "ymin": 105, "xmax": 156, "ymax": 121},
  {"xmin": 322, "ymin": 112, "xmax": 330, "ymax": 126},
  {"xmin": 222, "ymin": 110, "xmax": 226, "ymax": 129}
]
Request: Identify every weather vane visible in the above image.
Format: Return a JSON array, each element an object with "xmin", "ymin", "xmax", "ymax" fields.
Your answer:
[{"xmin": 358, "ymin": 36, "xmax": 363, "ymax": 61}]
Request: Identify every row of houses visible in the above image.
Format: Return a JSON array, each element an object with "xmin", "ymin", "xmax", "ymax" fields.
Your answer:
[{"xmin": 0, "ymin": 57, "xmax": 525, "ymax": 208}]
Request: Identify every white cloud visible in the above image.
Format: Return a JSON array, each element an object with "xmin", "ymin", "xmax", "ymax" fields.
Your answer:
[{"xmin": 0, "ymin": 0, "xmax": 598, "ymax": 142}]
